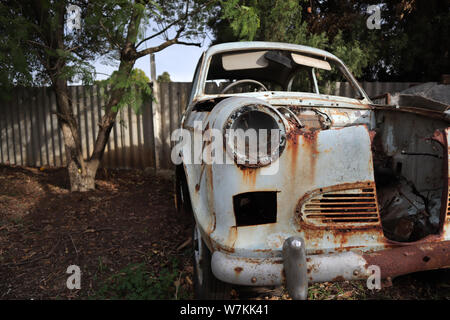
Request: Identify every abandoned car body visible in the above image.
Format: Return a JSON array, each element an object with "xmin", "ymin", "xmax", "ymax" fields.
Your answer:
[{"xmin": 174, "ymin": 42, "xmax": 450, "ymax": 299}]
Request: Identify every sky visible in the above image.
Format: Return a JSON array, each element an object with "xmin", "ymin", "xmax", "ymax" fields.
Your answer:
[{"xmin": 92, "ymin": 27, "xmax": 213, "ymax": 83}]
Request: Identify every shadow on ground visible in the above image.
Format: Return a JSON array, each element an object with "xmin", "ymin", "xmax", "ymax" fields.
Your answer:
[{"xmin": 0, "ymin": 165, "xmax": 193, "ymax": 299}]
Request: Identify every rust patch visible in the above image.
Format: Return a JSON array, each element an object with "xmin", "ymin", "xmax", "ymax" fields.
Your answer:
[
  {"xmin": 369, "ymin": 130, "xmax": 377, "ymax": 143},
  {"xmin": 205, "ymin": 164, "xmax": 216, "ymax": 236},
  {"xmin": 363, "ymin": 240, "xmax": 450, "ymax": 279},
  {"xmin": 281, "ymin": 97, "xmax": 368, "ymax": 108},
  {"xmin": 207, "ymin": 164, "xmax": 214, "ymax": 191},
  {"xmin": 225, "ymin": 226, "xmax": 238, "ymax": 251},
  {"xmin": 285, "ymin": 126, "xmax": 319, "ymax": 143},
  {"xmin": 286, "ymin": 127, "xmax": 320, "ymax": 183},
  {"xmin": 234, "ymin": 267, "xmax": 243, "ymax": 274},
  {"xmin": 300, "ymin": 128, "xmax": 319, "ymax": 143},
  {"xmin": 286, "ymin": 131, "xmax": 300, "ymax": 174},
  {"xmin": 239, "ymin": 167, "xmax": 257, "ymax": 187},
  {"xmin": 303, "ymin": 131, "xmax": 319, "ymax": 183},
  {"xmin": 431, "ymin": 129, "xmax": 446, "ymax": 146},
  {"xmin": 216, "ymin": 244, "xmax": 235, "ymax": 254},
  {"xmin": 208, "ymin": 212, "xmax": 217, "ymax": 235},
  {"xmin": 307, "ymin": 262, "xmax": 320, "ymax": 274},
  {"xmin": 332, "ymin": 276, "xmax": 345, "ymax": 282}
]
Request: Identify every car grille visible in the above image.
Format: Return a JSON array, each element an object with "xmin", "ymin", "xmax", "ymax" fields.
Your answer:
[{"xmin": 298, "ymin": 184, "xmax": 381, "ymax": 228}]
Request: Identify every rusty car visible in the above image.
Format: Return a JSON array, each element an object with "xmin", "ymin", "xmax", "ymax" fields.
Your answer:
[{"xmin": 174, "ymin": 41, "xmax": 450, "ymax": 299}]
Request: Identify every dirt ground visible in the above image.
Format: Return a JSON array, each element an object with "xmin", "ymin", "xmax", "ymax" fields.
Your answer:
[{"xmin": 0, "ymin": 165, "xmax": 448, "ymax": 300}]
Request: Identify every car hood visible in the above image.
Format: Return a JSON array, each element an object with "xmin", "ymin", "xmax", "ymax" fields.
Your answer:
[{"xmin": 194, "ymin": 91, "xmax": 371, "ymax": 110}]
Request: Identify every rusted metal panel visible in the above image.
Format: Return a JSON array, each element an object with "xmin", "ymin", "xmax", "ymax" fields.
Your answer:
[{"xmin": 362, "ymin": 240, "xmax": 450, "ymax": 279}]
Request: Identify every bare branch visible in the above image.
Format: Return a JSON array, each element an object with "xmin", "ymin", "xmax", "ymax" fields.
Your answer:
[
  {"xmin": 177, "ymin": 41, "xmax": 202, "ymax": 47},
  {"xmin": 136, "ymin": 19, "xmax": 182, "ymax": 48},
  {"xmin": 136, "ymin": 37, "xmax": 201, "ymax": 58},
  {"xmin": 66, "ymin": 45, "xmax": 83, "ymax": 52},
  {"xmin": 26, "ymin": 39, "xmax": 51, "ymax": 50}
]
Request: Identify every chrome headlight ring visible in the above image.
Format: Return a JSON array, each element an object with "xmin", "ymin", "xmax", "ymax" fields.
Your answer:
[{"xmin": 223, "ymin": 104, "xmax": 286, "ymax": 167}]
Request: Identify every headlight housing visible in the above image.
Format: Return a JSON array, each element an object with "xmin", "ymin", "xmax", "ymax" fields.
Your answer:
[{"xmin": 223, "ymin": 104, "xmax": 286, "ymax": 167}]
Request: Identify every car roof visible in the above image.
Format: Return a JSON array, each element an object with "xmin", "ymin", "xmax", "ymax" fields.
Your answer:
[{"xmin": 204, "ymin": 41, "xmax": 342, "ymax": 63}]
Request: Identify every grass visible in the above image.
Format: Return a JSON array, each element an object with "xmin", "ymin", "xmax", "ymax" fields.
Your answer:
[
  {"xmin": 91, "ymin": 258, "xmax": 188, "ymax": 300},
  {"xmin": 307, "ymin": 281, "xmax": 381, "ymax": 300}
]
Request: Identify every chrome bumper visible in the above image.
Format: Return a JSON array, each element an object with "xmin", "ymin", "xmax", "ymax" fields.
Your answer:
[{"xmin": 211, "ymin": 238, "xmax": 450, "ymax": 300}]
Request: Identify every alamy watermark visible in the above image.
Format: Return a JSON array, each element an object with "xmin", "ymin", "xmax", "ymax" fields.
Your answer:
[
  {"xmin": 366, "ymin": 265, "xmax": 381, "ymax": 290},
  {"xmin": 66, "ymin": 265, "xmax": 81, "ymax": 290},
  {"xmin": 66, "ymin": 5, "xmax": 81, "ymax": 31},
  {"xmin": 366, "ymin": 5, "xmax": 381, "ymax": 30},
  {"xmin": 170, "ymin": 121, "xmax": 282, "ymax": 175}
]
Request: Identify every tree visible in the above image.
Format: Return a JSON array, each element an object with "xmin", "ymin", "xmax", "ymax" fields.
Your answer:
[
  {"xmin": 157, "ymin": 71, "xmax": 171, "ymax": 82},
  {"xmin": 208, "ymin": 0, "xmax": 375, "ymax": 79},
  {"xmin": 366, "ymin": 0, "xmax": 449, "ymax": 81},
  {"xmin": 75, "ymin": 0, "xmax": 216, "ymax": 191},
  {"xmin": 210, "ymin": 0, "xmax": 449, "ymax": 81},
  {"xmin": 1, "ymin": 0, "xmax": 107, "ymax": 191},
  {"xmin": 1, "ymin": 0, "xmax": 255, "ymax": 191},
  {"xmin": 303, "ymin": 0, "xmax": 450, "ymax": 81}
]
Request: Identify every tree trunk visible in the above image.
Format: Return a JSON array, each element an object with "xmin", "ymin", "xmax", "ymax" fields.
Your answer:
[
  {"xmin": 52, "ymin": 53, "xmax": 135, "ymax": 192},
  {"xmin": 67, "ymin": 159, "xmax": 98, "ymax": 192},
  {"xmin": 66, "ymin": 158, "xmax": 102, "ymax": 192},
  {"xmin": 90, "ymin": 60, "xmax": 135, "ymax": 161},
  {"xmin": 53, "ymin": 75, "xmax": 102, "ymax": 192},
  {"xmin": 43, "ymin": 2, "xmax": 99, "ymax": 192},
  {"xmin": 50, "ymin": 5, "xmax": 139, "ymax": 192}
]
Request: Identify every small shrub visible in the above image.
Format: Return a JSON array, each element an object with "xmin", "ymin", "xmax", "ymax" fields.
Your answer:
[{"xmin": 92, "ymin": 259, "xmax": 186, "ymax": 300}]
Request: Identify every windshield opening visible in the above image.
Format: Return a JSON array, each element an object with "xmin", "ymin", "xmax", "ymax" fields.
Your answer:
[{"xmin": 204, "ymin": 49, "xmax": 362, "ymax": 99}]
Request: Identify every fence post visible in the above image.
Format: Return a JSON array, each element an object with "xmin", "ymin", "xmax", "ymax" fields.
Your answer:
[{"xmin": 152, "ymin": 81, "xmax": 163, "ymax": 169}]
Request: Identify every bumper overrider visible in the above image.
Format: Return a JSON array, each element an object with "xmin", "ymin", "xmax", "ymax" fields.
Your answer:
[{"xmin": 211, "ymin": 238, "xmax": 450, "ymax": 300}]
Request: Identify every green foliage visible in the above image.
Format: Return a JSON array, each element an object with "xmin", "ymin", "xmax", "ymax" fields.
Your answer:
[
  {"xmin": 0, "ymin": 1, "xmax": 102, "ymax": 89},
  {"xmin": 92, "ymin": 260, "xmax": 187, "ymax": 300},
  {"xmin": 157, "ymin": 71, "xmax": 171, "ymax": 83},
  {"xmin": 209, "ymin": 0, "xmax": 372, "ymax": 77},
  {"xmin": 0, "ymin": 2, "xmax": 41, "ymax": 98},
  {"xmin": 221, "ymin": 0, "xmax": 260, "ymax": 41},
  {"xmin": 329, "ymin": 32, "xmax": 366, "ymax": 78},
  {"xmin": 99, "ymin": 68, "xmax": 152, "ymax": 114},
  {"xmin": 78, "ymin": 0, "xmax": 222, "ymax": 113},
  {"xmin": 210, "ymin": 0, "xmax": 448, "ymax": 81},
  {"xmin": 306, "ymin": 0, "xmax": 449, "ymax": 81}
]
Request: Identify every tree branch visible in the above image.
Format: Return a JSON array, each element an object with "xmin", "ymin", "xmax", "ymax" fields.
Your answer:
[
  {"xmin": 135, "ymin": 0, "xmax": 215, "ymax": 49},
  {"xmin": 136, "ymin": 38, "xmax": 200, "ymax": 58},
  {"xmin": 26, "ymin": 39, "xmax": 51, "ymax": 50},
  {"xmin": 99, "ymin": 19, "xmax": 122, "ymax": 49}
]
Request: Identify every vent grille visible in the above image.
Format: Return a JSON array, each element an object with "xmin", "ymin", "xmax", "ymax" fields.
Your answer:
[{"xmin": 299, "ymin": 185, "xmax": 380, "ymax": 228}]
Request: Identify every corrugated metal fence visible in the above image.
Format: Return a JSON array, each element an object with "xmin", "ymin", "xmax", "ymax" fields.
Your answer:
[{"xmin": 0, "ymin": 81, "xmax": 419, "ymax": 169}]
